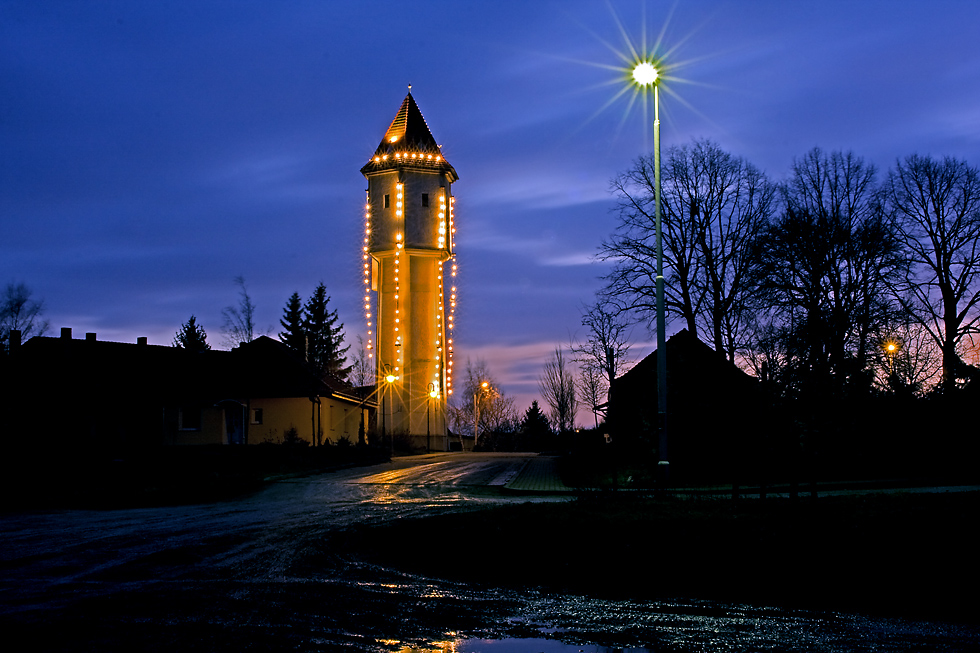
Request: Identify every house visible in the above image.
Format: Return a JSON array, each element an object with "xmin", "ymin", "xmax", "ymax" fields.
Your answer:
[
  {"xmin": 608, "ymin": 329, "xmax": 764, "ymax": 483},
  {"xmin": 3, "ymin": 329, "xmax": 376, "ymax": 452}
]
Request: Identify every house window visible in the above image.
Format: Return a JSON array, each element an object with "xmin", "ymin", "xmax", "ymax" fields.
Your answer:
[
  {"xmin": 179, "ymin": 406, "xmax": 202, "ymax": 431},
  {"xmin": 251, "ymin": 408, "xmax": 263, "ymax": 425},
  {"xmin": 422, "ymin": 193, "xmax": 429, "ymax": 207},
  {"xmin": 384, "ymin": 194, "xmax": 390, "ymax": 209}
]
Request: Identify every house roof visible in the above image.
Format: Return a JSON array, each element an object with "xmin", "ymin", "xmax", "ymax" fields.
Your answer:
[
  {"xmin": 231, "ymin": 336, "xmax": 375, "ymax": 406},
  {"xmin": 613, "ymin": 329, "xmax": 756, "ymax": 395},
  {"xmin": 359, "ymin": 92, "xmax": 458, "ymax": 181},
  {"xmin": 11, "ymin": 334, "xmax": 376, "ymax": 408}
]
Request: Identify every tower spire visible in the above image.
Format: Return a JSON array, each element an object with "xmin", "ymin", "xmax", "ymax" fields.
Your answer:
[{"xmin": 360, "ymin": 92, "xmax": 457, "ymax": 180}]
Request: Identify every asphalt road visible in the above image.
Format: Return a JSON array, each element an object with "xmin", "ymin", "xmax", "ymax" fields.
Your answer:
[
  {"xmin": 2, "ymin": 453, "xmax": 977, "ymax": 652},
  {"xmin": 0, "ymin": 453, "xmax": 562, "ymax": 651}
]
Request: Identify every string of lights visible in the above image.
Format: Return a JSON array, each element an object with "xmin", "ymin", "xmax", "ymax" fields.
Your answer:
[
  {"xmin": 362, "ymin": 191, "xmax": 373, "ymax": 361},
  {"xmin": 446, "ymin": 196, "xmax": 457, "ymax": 396}
]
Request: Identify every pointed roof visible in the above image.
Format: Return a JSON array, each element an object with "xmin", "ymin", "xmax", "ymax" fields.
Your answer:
[
  {"xmin": 381, "ymin": 93, "xmax": 438, "ymax": 151},
  {"xmin": 360, "ymin": 92, "xmax": 458, "ymax": 180}
]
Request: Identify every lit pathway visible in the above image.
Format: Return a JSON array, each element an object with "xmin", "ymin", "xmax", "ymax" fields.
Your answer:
[{"xmin": 504, "ymin": 456, "xmax": 570, "ymax": 492}]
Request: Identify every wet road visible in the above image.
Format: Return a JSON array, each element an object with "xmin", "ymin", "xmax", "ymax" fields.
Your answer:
[{"xmin": 1, "ymin": 453, "xmax": 977, "ymax": 652}]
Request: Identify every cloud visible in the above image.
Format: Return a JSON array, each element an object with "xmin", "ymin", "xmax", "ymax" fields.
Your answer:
[{"xmin": 539, "ymin": 251, "xmax": 599, "ymax": 267}]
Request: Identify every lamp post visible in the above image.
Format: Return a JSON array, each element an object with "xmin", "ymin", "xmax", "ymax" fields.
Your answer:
[
  {"xmin": 885, "ymin": 341, "xmax": 899, "ymax": 378},
  {"xmin": 383, "ymin": 364, "xmax": 396, "ymax": 458},
  {"xmin": 427, "ymin": 382, "xmax": 437, "ymax": 453},
  {"xmin": 632, "ymin": 60, "xmax": 668, "ymax": 482},
  {"xmin": 473, "ymin": 380, "xmax": 488, "ymax": 451}
]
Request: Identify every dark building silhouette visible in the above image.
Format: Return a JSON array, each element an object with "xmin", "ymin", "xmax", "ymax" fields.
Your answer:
[
  {"xmin": 608, "ymin": 329, "xmax": 765, "ymax": 484},
  {"xmin": 4, "ymin": 331, "xmax": 374, "ymax": 453}
]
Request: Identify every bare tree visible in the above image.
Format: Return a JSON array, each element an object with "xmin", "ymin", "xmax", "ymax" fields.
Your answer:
[
  {"xmin": 742, "ymin": 318, "xmax": 788, "ymax": 385},
  {"xmin": 787, "ymin": 148, "xmax": 902, "ymax": 371},
  {"xmin": 1, "ymin": 282, "xmax": 48, "ymax": 351},
  {"xmin": 962, "ymin": 332, "xmax": 980, "ymax": 369},
  {"xmin": 753, "ymin": 149, "xmax": 905, "ymax": 393},
  {"xmin": 576, "ymin": 362, "xmax": 605, "ymax": 428},
  {"xmin": 570, "ymin": 299, "xmax": 634, "ymax": 424},
  {"xmin": 602, "ymin": 147, "xmax": 702, "ymax": 334},
  {"xmin": 447, "ymin": 359, "xmax": 518, "ymax": 436},
  {"xmin": 876, "ymin": 321, "xmax": 942, "ymax": 394},
  {"xmin": 884, "ymin": 154, "xmax": 980, "ymax": 389},
  {"xmin": 221, "ymin": 275, "xmax": 257, "ymax": 348},
  {"xmin": 601, "ymin": 139, "xmax": 776, "ymax": 361},
  {"xmin": 350, "ymin": 335, "xmax": 373, "ymax": 387},
  {"xmin": 539, "ymin": 346, "xmax": 577, "ymax": 434},
  {"xmin": 691, "ymin": 145, "xmax": 777, "ymax": 362},
  {"xmin": 573, "ymin": 300, "xmax": 633, "ymax": 385}
]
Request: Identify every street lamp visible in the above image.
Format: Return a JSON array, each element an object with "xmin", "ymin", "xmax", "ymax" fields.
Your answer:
[
  {"xmin": 631, "ymin": 58, "xmax": 668, "ymax": 482},
  {"xmin": 473, "ymin": 381, "xmax": 489, "ymax": 451},
  {"xmin": 427, "ymin": 382, "xmax": 438, "ymax": 453},
  {"xmin": 884, "ymin": 341, "xmax": 899, "ymax": 376},
  {"xmin": 382, "ymin": 364, "xmax": 396, "ymax": 458}
]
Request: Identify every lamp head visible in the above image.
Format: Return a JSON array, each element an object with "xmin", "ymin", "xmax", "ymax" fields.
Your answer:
[{"xmin": 632, "ymin": 61, "xmax": 659, "ymax": 87}]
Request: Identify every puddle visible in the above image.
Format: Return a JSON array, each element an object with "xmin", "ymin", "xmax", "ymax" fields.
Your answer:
[{"xmin": 401, "ymin": 640, "xmax": 646, "ymax": 653}]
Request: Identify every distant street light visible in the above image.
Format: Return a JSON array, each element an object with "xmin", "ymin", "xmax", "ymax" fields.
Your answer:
[
  {"xmin": 382, "ymin": 364, "xmax": 396, "ymax": 458},
  {"xmin": 427, "ymin": 382, "xmax": 438, "ymax": 453},
  {"xmin": 885, "ymin": 341, "xmax": 899, "ymax": 376},
  {"xmin": 473, "ymin": 381, "xmax": 489, "ymax": 450},
  {"xmin": 630, "ymin": 56, "xmax": 669, "ymax": 482}
]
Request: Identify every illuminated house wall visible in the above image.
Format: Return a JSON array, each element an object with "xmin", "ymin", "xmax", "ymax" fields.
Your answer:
[{"xmin": 360, "ymin": 91, "xmax": 458, "ymax": 450}]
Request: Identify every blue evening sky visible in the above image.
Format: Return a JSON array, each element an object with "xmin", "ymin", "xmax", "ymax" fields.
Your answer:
[{"xmin": 3, "ymin": 1, "xmax": 979, "ymax": 415}]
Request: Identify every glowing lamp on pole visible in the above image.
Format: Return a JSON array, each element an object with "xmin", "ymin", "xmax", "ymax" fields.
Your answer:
[
  {"xmin": 427, "ymin": 383, "xmax": 438, "ymax": 453},
  {"xmin": 474, "ymin": 381, "xmax": 489, "ymax": 451},
  {"xmin": 382, "ymin": 365, "xmax": 397, "ymax": 458},
  {"xmin": 631, "ymin": 57, "xmax": 669, "ymax": 482},
  {"xmin": 884, "ymin": 341, "xmax": 899, "ymax": 376}
]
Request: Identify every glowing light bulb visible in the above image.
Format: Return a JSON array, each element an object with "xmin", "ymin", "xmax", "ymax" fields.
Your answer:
[{"xmin": 633, "ymin": 61, "xmax": 659, "ymax": 86}]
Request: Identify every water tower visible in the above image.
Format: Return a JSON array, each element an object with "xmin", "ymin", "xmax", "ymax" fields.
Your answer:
[{"xmin": 360, "ymin": 91, "xmax": 458, "ymax": 451}]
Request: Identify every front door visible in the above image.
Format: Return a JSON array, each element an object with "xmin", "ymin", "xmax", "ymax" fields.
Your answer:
[{"xmin": 225, "ymin": 406, "xmax": 244, "ymax": 445}]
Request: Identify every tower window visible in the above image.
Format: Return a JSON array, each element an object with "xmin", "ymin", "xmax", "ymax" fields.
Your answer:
[
  {"xmin": 422, "ymin": 193, "xmax": 429, "ymax": 207},
  {"xmin": 384, "ymin": 194, "xmax": 390, "ymax": 209}
]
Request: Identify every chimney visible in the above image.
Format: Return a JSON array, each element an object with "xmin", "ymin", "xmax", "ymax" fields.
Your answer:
[
  {"xmin": 8, "ymin": 329, "xmax": 21, "ymax": 351},
  {"xmin": 137, "ymin": 337, "xmax": 148, "ymax": 346},
  {"xmin": 85, "ymin": 332, "xmax": 97, "ymax": 342},
  {"xmin": 61, "ymin": 327, "xmax": 72, "ymax": 340}
]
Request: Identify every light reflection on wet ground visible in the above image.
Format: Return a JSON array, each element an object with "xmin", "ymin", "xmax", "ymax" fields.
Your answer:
[
  {"xmin": 2, "ymin": 453, "xmax": 977, "ymax": 652},
  {"xmin": 357, "ymin": 573, "xmax": 980, "ymax": 653},
  {"xmin": 400, "ymin": 638, "xmax": 636, "ymax": 652}
]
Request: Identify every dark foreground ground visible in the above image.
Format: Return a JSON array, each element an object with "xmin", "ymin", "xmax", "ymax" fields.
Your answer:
[
  {"xmin": 349, "ymin": 491, "xmax": 980, "ymax": 625},
  {"xmin": 2, "ymin": 456, "xmax": 978, "ymax": 652}
]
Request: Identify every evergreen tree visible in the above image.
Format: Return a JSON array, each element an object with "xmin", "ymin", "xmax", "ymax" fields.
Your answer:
[
  {"xmin": 303, "ymin": 282, "xmax": 351, "ymax": 379},
  {"xmin": 521, "ymin": 400, "xmax": 554, "ymax": 451},
  {"xmin": 522, "ymin": 400, "xmax": 551, "ymax": 433},
  {"xmin": 278, "ymin": 291, "xmax": 306, "ymax": 357},
  {"xmin": 173, "ymin": 315, "xmax": 210, "ymax": 352}
]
